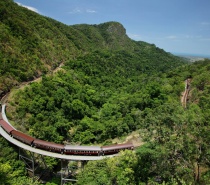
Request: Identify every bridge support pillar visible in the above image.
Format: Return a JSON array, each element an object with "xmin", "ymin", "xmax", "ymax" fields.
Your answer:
[
  {"xmin": 60, "ymin": 159, "xmax": 78, "ymax": 185},
  {"xmin": 18, "ymin": 148, "xmax": 48, "ymax": 181},
  {"xmin": 81, "ymin": 160, "xmax": 87, "ymax": 170}
]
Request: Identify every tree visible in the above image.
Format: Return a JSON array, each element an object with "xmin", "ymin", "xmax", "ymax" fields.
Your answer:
[
  {"xmin": 0, "ymin": 162, "xmax": 11, "ymax": 185},
  {"xmin": 77, "ymin": 150, "xmax": 137, "ymax": 185}
]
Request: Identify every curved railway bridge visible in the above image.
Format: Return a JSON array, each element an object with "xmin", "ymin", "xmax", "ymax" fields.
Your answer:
[
  {"xmin": 0, "ymin": 104, "xmax": 118, "ymax": 160},
  {"xmin": 0, "ymin": 78, "xmax": 191, "ymax": 183},
  {"xmin": 0, "ymin": 104, "xmax": 119, "ymax": 184}
]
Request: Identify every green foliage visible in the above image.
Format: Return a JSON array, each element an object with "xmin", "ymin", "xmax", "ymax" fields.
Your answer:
[
  {"xmin": 0, "ymin": 0, "xmax": 185, "ymax": 95},
  {"xmin": 0, "ymin": 162, "xmax": 11, "ymax": 184},
  {"xmin": 77, "ymin": 150, "xmax": 137, "ymax": 185},
  {"xmin": 2, "ymin": 0, "xmax": 210, "ymax": 184},
  {"xmin": 68, "ymin": 59, "xmax": 210, "ymax": 185},
  {"xmin": 0, "ymin": 137, "xmax": 36, "ymax": 184},
  {"xmin": 9, "ymin": 53, "xmax": 184, "ymax": 144},
  {"xmin": 9, "ymin": 176, "xmax": 40, "ymax": 185}
]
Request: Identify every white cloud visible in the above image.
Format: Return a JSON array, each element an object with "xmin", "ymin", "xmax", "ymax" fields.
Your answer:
[
  {"xmin": 16, "ymin": 2, "xmax": 39, "ymax": 13},
  {"xmin": 86, "ymin": 9, "xmax": 97, "ymax": 13},
  {"xmin": 201, "ymin": 22, "xmax": 210, "ymax": 26},
  {"xmin": 128, "ymin": 33, "xmax": 142, "ymax": 40},
  {"xmin": 69, "ymin": 8, "xmax": 97, "ymax": 14},
  {"xmin": 69, "ymin": 8, "xmax": 82, "ymax": 14},
  {"xmin": 165, "ymin": 35, "xmax": 200, "ymax": 40},
  {"xmin": 199, "ymin": 38, "xmax": 210, "ymax": 42},
  {"xmin": 165, "ymin": 35, "xmax": 177, "ymax": 39}
]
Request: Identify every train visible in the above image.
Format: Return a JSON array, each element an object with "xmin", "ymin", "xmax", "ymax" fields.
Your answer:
[{"xmin": 0, "ymin": 114, "xmax": 134, "ymax": 156}]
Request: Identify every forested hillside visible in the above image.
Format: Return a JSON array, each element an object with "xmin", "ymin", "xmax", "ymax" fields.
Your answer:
[
  {"xmin": 0, "ymin": 0, "xmax": 184, "ymax": 95},
  {"xmin": 1, "ymin": 0, "xmax": 210, "ymax": 185}
]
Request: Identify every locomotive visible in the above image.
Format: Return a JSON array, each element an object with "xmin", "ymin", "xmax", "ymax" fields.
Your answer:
[{"xmin": 0, "ymin": 114, "xmax": 134, "ymax": 156}]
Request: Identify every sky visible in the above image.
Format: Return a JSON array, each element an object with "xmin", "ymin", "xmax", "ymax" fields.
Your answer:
[{"xmin": 14, "ymin": 0, "xmax": 210, "ymax": 56}]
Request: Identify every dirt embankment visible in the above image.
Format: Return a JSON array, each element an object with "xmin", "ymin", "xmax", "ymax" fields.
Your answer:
[
  {"xmin": 181, "ymin": 79, "xmax": 191, "ymax": 108},
  {"xmin": 1, "ymin": 63, "xmax": 65, "ymax": 104}
]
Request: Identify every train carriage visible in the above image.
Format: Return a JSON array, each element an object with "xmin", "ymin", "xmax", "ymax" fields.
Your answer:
[
  {"xmin": 33, "ymin": 139, "xmax": 64, "ymax": 154},
  {"xmin": 101, "ymin": 143, "xmax": 134, "ymax": 155},
  {"xmin": 64, "ymin": 145, "xmax": 102, "ymax": 156},
  {"xmin": 11, "ymin": 130, "xmax": 35, "ymax": 145},
  {"xmin": 0, "ymin": 120, "xmax": 14, "ymax": 134},
  {"xmin": 0, "ymin": 106, "xmax": 135, "ymax": 156}
]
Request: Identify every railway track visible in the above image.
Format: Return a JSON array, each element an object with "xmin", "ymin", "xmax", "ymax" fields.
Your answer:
[
  {"xmin": 0, "ymin": 103, "xmax": 134, "ymax": 160},
  {"xmin": 181, "ymin": 79, "xmax": 190, "ymax": 108}
]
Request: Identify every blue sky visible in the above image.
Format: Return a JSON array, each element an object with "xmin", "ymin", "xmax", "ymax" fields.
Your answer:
[{"xmin": 15, "ymin": 0, "xmax": 210, "ymax": 56}]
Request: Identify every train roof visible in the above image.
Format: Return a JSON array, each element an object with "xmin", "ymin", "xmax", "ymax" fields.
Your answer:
[
  {"xmin": 11, "ymin": 130, "xmax": 35, "ymax": 142},
  {"xmin": 0, "ymin": 120, "xmax": 14, "ymax": 133},
  {"xmin": 101, "ymin": 143, "xmax": 134, "ymax": 151},
  {"xmin": 33, "ymin": 139, "xmax": 64, "ymax": 149},
  {"xmin": 64, "ymin": 145, "xmax": 101, "ymax": 151}
]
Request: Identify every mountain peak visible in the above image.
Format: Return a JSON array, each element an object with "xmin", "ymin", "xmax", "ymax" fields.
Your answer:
[{"xmin": 100, "ymin": 22, "xmax": 126, "ymax": 37}]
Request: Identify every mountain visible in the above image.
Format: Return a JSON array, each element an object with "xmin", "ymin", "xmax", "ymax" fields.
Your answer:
[
  {"xmin": 1, "ymin": 1, "xmax": 210, "ymax": 184},
  {"xmin": 0, "ymin": 0, "xmax": 185, "ymax": 96}
]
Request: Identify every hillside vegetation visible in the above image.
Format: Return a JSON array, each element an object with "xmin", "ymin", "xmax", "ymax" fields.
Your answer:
[
  {"xmin": 0, "ymin": 0, "xmax": 184, "ymax": 95},
  {"xmin": 1, "ymin": 0, "xmax": 210, "ymax": 185}
]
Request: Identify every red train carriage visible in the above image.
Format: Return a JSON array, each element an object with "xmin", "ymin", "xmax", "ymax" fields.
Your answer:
[
  {"xmin": 11, "ymin": 130, "xmax": 35, "ymax": 145},
  {"xmin": 101, "ymin": 143, "xmax": 134, "ymax": 155},
  {"xmin": 0, "ymin": 119, "xmax": 14, "ymax": 135},
  {"xmin": 64, "ymin": 145, "xmax": 102, "ymax": 156},
  {"xmin": 33, "ymin": 139, "xmax": 64, "ymax": 154},
  {"xmin": 0, "ymin": 108, "xmax": 135, "ymax": 156}
]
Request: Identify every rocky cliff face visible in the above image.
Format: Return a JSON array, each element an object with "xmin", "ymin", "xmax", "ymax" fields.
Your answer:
[
  {"xmin": 97, "ymin": 21, "xmax": 133, "ymax": 50},
  {"xmin": 73, "ymin": 21, "xmax": 134, "ymax": 51}
]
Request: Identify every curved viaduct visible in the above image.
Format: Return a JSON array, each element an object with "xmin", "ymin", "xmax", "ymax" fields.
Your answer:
[{"xmin": 0, "ymin": 104, "xmax": 116, "ymax": 161}]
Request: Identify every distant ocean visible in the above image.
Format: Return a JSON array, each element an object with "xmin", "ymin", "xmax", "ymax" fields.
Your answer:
[{"xmin": 172, "ymin": 52, "xmax": 210, "ymax": 59}]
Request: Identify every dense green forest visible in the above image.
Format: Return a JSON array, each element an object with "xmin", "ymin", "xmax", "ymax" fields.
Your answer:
[
  {"xmin": 0, "ymin": 0, "xmax": 183, "ymax": 95},
  {"xmin": 1, "ymin": 0, "xmax": 210, "ymax": 185}
]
